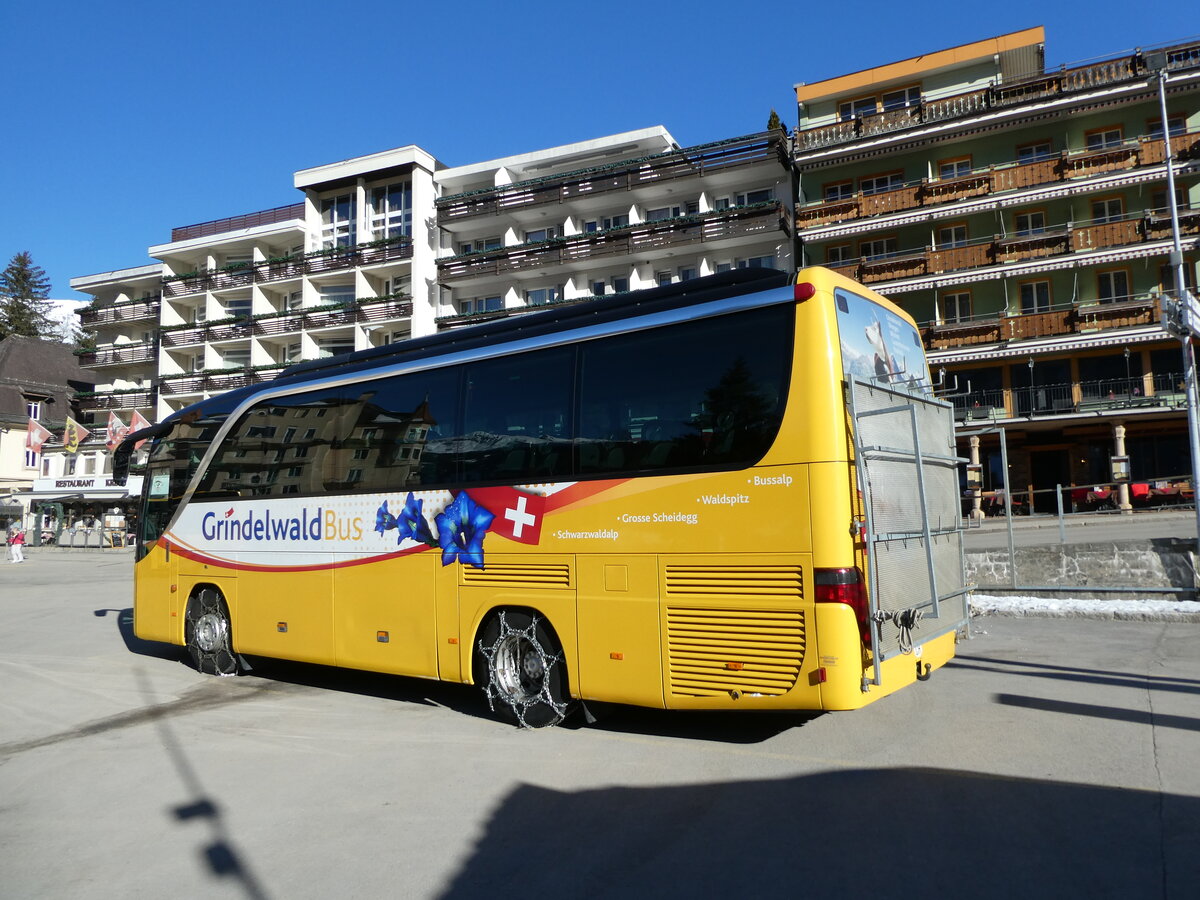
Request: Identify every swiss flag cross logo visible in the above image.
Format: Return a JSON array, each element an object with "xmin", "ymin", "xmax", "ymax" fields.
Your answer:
[{"xmin": 469, "ymin": 487, "xmax": 547, "ymax": 545}]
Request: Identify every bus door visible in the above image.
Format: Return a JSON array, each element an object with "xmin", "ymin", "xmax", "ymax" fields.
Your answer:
[{"xmin": 845, "ymin": 376, "xmax": 969, "ymax": 689}]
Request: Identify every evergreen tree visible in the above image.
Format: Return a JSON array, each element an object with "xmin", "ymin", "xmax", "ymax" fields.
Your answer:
[
  {"xmin": 767, "ymin": 108, "xmax": 785, "ymax": 134},
  {"xmin": 0, "ymin": 251, "xmax": 56, "ymax": 340}
]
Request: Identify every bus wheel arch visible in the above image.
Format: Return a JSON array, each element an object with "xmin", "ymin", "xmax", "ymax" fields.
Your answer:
[
  {"xmin": 473, "ymin": 606, "xmax": 573, "ymax": 728},
  {"xmin": 184, "ymin": 585, "xmax": 238, "ymax": 677}
]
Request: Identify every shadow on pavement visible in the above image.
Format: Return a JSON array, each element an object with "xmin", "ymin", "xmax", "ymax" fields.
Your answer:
[
  {"xmin": 94, "ymin": 607, "xmax": 183, "ymax": 662},
  {"xmin": 439, "ymin": 767, "xmax": 1200, "ymax": 899}
]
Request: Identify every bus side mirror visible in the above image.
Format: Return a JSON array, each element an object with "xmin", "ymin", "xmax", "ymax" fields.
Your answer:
[{"xmin": 112, "ymin": 422, "xmax": 172, "ymax": 486}]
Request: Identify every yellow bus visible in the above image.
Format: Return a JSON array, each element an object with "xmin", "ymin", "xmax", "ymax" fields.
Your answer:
[{"xmin": 116, "ymin": 266, "xmax": 968, "ymax": 727}]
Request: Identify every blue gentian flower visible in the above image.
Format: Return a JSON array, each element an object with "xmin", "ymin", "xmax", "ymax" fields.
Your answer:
[
  {"xmin": 435, "ymin": 491, "xmax": 494, "ymax": 569},
  {"xmin": 397, "ymin": 492, "xmax": 435, "ymax": 546},
  {"xmin": 375, "ymin": 500, "xmax": 397, "ymax": 536}
]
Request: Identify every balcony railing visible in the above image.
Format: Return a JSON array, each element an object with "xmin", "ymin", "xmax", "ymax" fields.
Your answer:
[
  {"xmin": 171, "ymin": 203, "xmax": 306, "ymax": 242},
  {"xmin": 924, "ymin": 295, "xmax": 1161, "ymax": 350},
  {"xmin": 438, "ymin": 203, "xmax": 790, "ymax": 282},
  {"xmin": 830, "ymin": 207, "xmax": 1200, "ymax": 289},
  {"xmin": 794, "ymin": 39, "xmax": 1200, "ymax": 153},
  {"xmin": 162, "ymin": 236, "xmax": 413, "ymax": 298},
  {"xmin": 78, "ymin": 297, "xmax": 161, "ymax": 326},
  {"xmin": 160, "ymin": 297, "xmax": 414, "ymax": 347},
  {"xmin": 160, "ymin": 366, "xmax": 288, "ymax": 396},
  {"xmin": 77, "ymin": 342, "xmax": 159, "ymax": 367},
  {"xmin": 951, "ymin": 373, "xmax": 1187, "ymax": 421},
  {"xmin": 74, "ymin": 388, "xmax": 157, "ymax": 412},
  {"xmin": 437, "ymin": 131, "xmax": 790, "ymax": 222},
  {"xmin": 796, "ymin": 130, "xmax": 1199, "ymax": 228}
]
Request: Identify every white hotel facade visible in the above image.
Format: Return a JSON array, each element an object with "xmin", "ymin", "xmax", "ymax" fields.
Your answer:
[{"xmin": 69, "ymin": 127, "xmax": 794, "ymax": 444}]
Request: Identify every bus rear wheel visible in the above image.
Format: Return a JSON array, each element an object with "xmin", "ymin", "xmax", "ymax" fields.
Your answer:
[
  {"xmin": 185, "ymin": 587, "xmax": 238, "ymax": 677},
  {"xmin": 476, "ymin": 609, "xmax": 571, "ymax": 728}
]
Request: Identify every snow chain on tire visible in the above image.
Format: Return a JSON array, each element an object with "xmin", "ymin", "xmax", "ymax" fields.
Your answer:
[{"xmin": 477, "ymin": 610, "xmax": 568, "ymax": 728}]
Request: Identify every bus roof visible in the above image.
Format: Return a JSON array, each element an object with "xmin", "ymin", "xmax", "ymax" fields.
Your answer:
[{"xmin": 161, "ymin": 267, "xmax": 795, "ymax": 424}]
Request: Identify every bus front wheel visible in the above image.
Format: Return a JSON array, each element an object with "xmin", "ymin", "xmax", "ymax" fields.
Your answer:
[
  {"xmin": 185, "ymin": 587, "xmax": 238, "ymax": 677},
  {"xmin": 475, "ymin": 609, "xmax": 571, "ymax": 728}
]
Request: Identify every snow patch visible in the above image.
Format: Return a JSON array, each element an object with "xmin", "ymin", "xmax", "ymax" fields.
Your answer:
[{"xmin": 971, "ymin": 593, "xmax": 1200, "ymax": 622}]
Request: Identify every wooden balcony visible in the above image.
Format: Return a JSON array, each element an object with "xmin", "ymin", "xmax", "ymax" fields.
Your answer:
[
  {"xmin": 995, "ymin": 228, "xmax": 1071, "ymax": 264},
  {"xmin": 160, "ymin": 367, "xmax": 286, "ymax": 396},
  {"xmin": 161, "ymin": 297, "xmax": 414, "ymax": 347},
  {"xmin": 171, "ymin": 203, "xmax": 305, "ymax": 242},
  {"xmin": 437, "ymin": 132, "xmax": 789, "ymax": 223},
  {"xmin": 438, "ymin": 203, "xmax": 790, "ymax": 282},
  {"xmin": 923, "ymin": 297, "xmax": 1159, "ymax": 350},
  {"xmin": 793, "ymin": 39, "xmax": 1200, "ymax": 153},
  {"xmin": 796, "ymin": 130, "xmax": 1196, "ymax": 231}
]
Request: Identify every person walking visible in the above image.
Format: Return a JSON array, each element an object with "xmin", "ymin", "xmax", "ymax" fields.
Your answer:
[{"xmin": 9, "ymin": 526, "xmax": 26, "ymax": 563}]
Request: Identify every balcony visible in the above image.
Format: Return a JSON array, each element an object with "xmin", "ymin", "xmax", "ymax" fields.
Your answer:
[
  {"xmin": 160, "ymin": 296, "xmax": 414, "ymax": 347},
  {"xmin": 794, "ymin": 39, "xmax": 1200, "ymax": 153},
  {"xmin": 924, "ymin": 295, "xmax": 1160, "ymax": 351},
  {"xmin": 77, "ymin": 341, "xmax": 159, "ymax": 368},
  {"xmin": 78, "ymin": 297, "xmax": 160, "ymax": 326},
  {"xmin": 160, "ymin": 366, "xmax": 288, "ymax": 397},
  {"xmin": 170, "ymin": 203, "xmax": 306, "ymax": 242},
  {"xmin": 796, "ymin": 130, "xmax": 1199, "ymax": 229},
  {"xmin": 952, "ymin": 373, "xmax": 1187, "ymax": 422},
  {"xmin": 162, "ymin": 236, "xmax": 413, "ymax": 298},
  {"xmin": 75, "ymin": 388, "xmax": 157, "ymax": 412},
  {"xmin": 437, "ymin": 131, "xmax": 790, "ymax": 223},
  {"xmin": 829, "ymin": 207, "xmax": 1200, "ymax": 289},
  {"xmin": 438, "ymin": 203, "xmax": 791, "ymax": 282}
]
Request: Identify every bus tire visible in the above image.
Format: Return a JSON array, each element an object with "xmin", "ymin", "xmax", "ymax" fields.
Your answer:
[
  {"xmin": 475, "ymin": 609, "xmax": 571, "ymax": 728},
  {"xmin": 185, "ymin": 587, "xmax": 238, "ymax": 677}
]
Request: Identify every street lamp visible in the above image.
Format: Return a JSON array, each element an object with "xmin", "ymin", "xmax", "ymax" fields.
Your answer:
[
  {"xmin": 1028, "ymin": 356, "xmax": 1035, "ymax": 418},
  {"xmin": 1124, "ymin": 346, "xmax": 1131, "ymax": 395},
  {"xmin": 1147, "ymin": 49, "xmax": 1200, "ymax": 554}
]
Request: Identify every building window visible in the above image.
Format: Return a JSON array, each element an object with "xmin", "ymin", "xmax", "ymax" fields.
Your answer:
[
  {"xmin": 1019, "ymin": 281, "xmax": 1051, "ymax": 314},
  {"xmin": 25, "ymin": 449, "xmax": 38, "ymax": 468},
  {"xmin": 860, "ymin": 238, "xmax": 898, "ymax": 261},
  {"xmin": 459, "ymin": 236, "xmax": 502, "ymax": 254},
  {"xmin": 583, "ymin": 214, "xmax": 629, "ymax": 232},
  {"xmin": 1085, "ymin": 126, "xmax": 1123, "ymax": 151},
  {"xmin": 462, "ymin": 296, "xmax": 502, "ymax": 315},
  {"xmin": 1151, "ymin": 187, "xmax": 1188, "ymax": 213},
  {"xmin": 317, "ymin": 338, "xmax": 354, "ymax": 358},
  {"xmin": 656, "ymin": 271, "xmax": 673, "ymax": 286},
  {"xmin": 1091, "ymin": 197, "xmax": 1124, "ymax": 224},
  {"xmin": 1146, "ymin": 115, "xmax": 1186, "ymax": 139},
  {"xmin": 827, "ymin": 244, "xmax": 853, "ymax": 265},
  {"xmin": 223, "ymin": 348, "xmax": 251, "ymax": 368},
  {"xmin": 881, "ymin": 86, "xmax": 921, "ymax": 111},
  {"xmin": 319, "ymin": 284, "xmax": 355, "ymax": 306},
  {"xmin": 736, "ymin": 255, "xmax": 775, "ymax": 269},
  {"xmin": 824, "ymin": 181, "xmax": 854, "ymax": 202},
  {"xmin": 860, "ymin": 172, "xmax": 904, "ymax": 195},
  {"xmin": 1016, "ymin": 140, "xmax": 1053, "ymax": 163},
  {"xmin": 1098, "ymin": 270, "xmax": 1131, "ymax": 304},
  {"xmin": 320, "ymin": 193, "xmax": 356, "ymax": 248},
  {"xmin": 937, "ymin": 224, "xmax": 968, "ymax": 249},
  {"xmin": 678, "ymin": 266, "xmax": 698, "ymax": 282},
  {"xmin": 645, "ymin": 206, "xmax": 682, "ymax": 222},
  {"xmin": 1014, "ymin": 211, "xmax": 1047, "ymax": 236},
  {"xmin": 941, "ymin": 291, "xmax": 972, "ymax": 323},
  {"xmin": 735, "ymin": 189, "xmax": 773, "ymax": 206},
  {"xmin": 524, "ymin": 226, "xmax": 559, "ymax": 243},
  {"xmin": 938, "ymin": 157, "xmax": 972, "ymax": 180},
  {"xmin": 838, "ymin": 96, "xmax": 878, "ymax": 120},
  {"xmin": 525, "ymin": 286, "xmax": 562, "ymax": 307},
  {"xmin": 369, "ymin": 181, "xmax": 412, "ymax": 240},
  {"xmin": 25, "ymin": 399, "xmax": 41, "ymax": 420}
]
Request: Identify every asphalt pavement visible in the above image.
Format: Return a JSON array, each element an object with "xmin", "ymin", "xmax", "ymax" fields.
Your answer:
[{"xmin": 2, "ymin": 550, "xmax": 1198, "ymax": 898}]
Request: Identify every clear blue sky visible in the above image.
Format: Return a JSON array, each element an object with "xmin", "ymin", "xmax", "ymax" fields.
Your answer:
[{"xmin": 2, "ymin": 0, "xmax": 1195, "ymax": 299}]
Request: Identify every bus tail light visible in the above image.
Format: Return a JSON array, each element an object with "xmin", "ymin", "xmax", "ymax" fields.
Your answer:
[
  {"xmin": 814, "ymin": 567, "xmax": 871, "ymax": 646},
  {"xmin": 794, "ymin": 281, "xmax": 817, "ymax": 302}
]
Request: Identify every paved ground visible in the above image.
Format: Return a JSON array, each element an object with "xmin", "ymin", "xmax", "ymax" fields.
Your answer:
[{"xmin": 2, "ymin": 551, "xmax": 1199, "ymax": 898}]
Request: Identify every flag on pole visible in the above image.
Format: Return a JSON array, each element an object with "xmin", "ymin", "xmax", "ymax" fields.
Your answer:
[
  {"xmin": 63, "ymin": 417, "xmax": 90, "ymax": 455},
  {"xmin": 26, "ymin": 418, "xmax": 53, "ymax": 453},
  {"xmin": 130, "ymin": 410, "xmax": 153, "ymax": 449},
  {"xmin": 106, "ymin": 412, "xmax": 130, "ymax": 452}
]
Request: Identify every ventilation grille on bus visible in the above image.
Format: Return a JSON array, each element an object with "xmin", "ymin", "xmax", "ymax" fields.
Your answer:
[
  {"xmin": 665, "ymin": 607, "xmax": 806, "ymax": 698},
  {"xmin": 460, "ymin": 563, "xmax": 572, "ymax": 589},
  {"xmin": 664, "ymin": 565, "xmax": 803, "ymax": 598}
]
